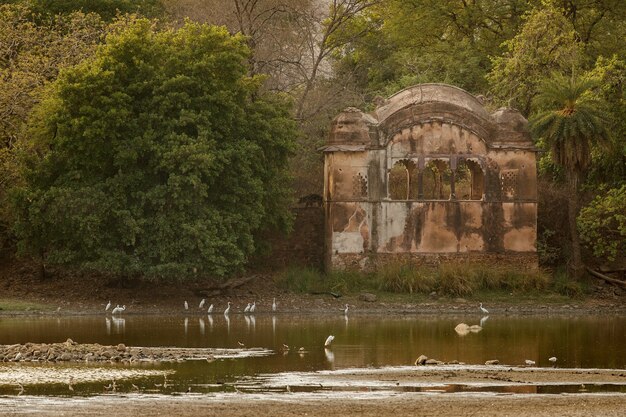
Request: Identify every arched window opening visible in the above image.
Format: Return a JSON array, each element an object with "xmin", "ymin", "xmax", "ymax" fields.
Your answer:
[
  {"xmin": 455, "ymin": 159, "xmax": 484, "ymax": 200},
  {"xmin": 423, "ymin": 159, "xmax": 451, "ymax": 199},
  {"xmin": 389, "ymin": 159, "xmax": 417, "ymax": 200}
]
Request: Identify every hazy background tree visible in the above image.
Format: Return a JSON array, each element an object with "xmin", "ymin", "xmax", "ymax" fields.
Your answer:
[{"xmin": 162, "ymin": 0, "xmax": 377, "ymax": 195}]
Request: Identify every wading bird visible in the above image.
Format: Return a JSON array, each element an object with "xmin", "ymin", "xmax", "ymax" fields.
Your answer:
[
  {"xmin": 250, "ymin": 301, "xmax": 256, "ymax": 313},
  {"xmin": 272, "ymin": 298, "xmax": 277, "ymax": 312},
  {"xmin": 343, "ymin": 304, "xmax": 349, "ymax": 315},
  {"xmin": 224, "ymin": 302, "xmax": 231, "ymax": 315},
  {"xmin": 184, "ymin": 301, "xmax": 189, "ymax": 310},
  {"xmin": 207, "ymin": 304, "xmax": 214, "ymax": 313},
  {"xmin": 549, "ymin": 356, "xmax": 557, "ymax": 367},
  {"xmin": 105, "ymin": 301, "xmax": 111, "ymax": 311},
  {"xmin": 324, "ymin": 335, "xmax": 335, "ymax": 347},
  {"xmin": 479, "ymin": 303, "xmax": 489, "ymax": 314},
  {"xmin": 199, "ymin": 299, "xmax": 206, "ymax": 309},
  {"xmin": 111, "ymin": 305, "xmax": 126, "ymax": 315},
  {"xmin": 243, "ymin": 303, "xmax": 251, "ymax": 313}
]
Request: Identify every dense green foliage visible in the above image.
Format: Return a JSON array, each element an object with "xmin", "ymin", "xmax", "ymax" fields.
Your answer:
[
  {"xmin": 13, "ymin": 19, "xmax": 296, "ymax": 278},
  {"xmin": 578, "ymin": 185, "xmax": 626, "ymax": 262},
  {"xmin": 0, "ymin": 0, "xmax": 162, "ymax": 20},
  {"xmin": 0, "ymin": 4, "xmax": 107, "ymax": 251}
]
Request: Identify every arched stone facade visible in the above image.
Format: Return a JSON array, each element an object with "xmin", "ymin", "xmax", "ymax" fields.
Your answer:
[{"xmin": 322, "ymin": 84, "xmax": 538, "ymax": 270}]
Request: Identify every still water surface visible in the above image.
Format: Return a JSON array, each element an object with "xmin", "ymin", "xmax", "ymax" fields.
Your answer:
[{"xmin": 1, "ymin": 314, "xmax": 625, "ymax": 395}]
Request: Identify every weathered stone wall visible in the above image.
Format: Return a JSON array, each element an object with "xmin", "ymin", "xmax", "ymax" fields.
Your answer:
[{"xmin": 323, "ymin": 84, "xmax": 538, "ymax": 271}]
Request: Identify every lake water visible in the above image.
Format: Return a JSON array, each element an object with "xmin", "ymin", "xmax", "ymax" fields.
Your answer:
[{"xmin": 1, "ymin": 313, "xmax": 625, "ymax": 396}]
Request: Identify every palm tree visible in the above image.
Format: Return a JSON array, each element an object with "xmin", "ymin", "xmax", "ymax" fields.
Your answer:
[{"xmin": 529, "ymin": 73, "xmax": 610, "ymax": 279}]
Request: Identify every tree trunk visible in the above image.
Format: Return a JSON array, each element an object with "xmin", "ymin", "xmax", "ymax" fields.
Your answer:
[{"xmin": 567, "ymin": 173, "xmax": 584, "ymax": 280}]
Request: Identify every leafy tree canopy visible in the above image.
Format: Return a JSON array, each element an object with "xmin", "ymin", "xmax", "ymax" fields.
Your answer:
[
  {"xmin": 13, "ymin": 19, "xmax": 297, "ymax": 279},
  {"xmin": 0, "ymin": 0, "xmax": 162, "ymax": 20},
  {"xmin": 578, "ymin": 184, "xmax": 626, "ymax": 262}
]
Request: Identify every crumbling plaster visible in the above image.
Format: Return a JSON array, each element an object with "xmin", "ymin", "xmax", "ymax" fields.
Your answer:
[{"xmin": 323, "ymin": 84, "xmax": 538, "ymax": 271}]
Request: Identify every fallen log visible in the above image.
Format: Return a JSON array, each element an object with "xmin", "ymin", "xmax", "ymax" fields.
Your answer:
[{"xmin": 586, "ymin": 267, "xmax": 626, "ymax": 289}]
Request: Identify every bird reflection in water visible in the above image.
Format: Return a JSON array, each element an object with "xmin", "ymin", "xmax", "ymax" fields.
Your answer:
[
  {"xmin": 112, "ymin": 317, "xmax": 125, "ymax": 334},
  {"xmin": 199, "ymin": 318, "xmax": 205, "ymax": 335},
  {"xmin": 272, "ymin": 316, "xmax": 276, "ymax": 337},
  {"xmin": 105, "ymin": 317, "xmax": 111, "ymax": 335},
  {"xmin": 224, "ymin": 314, "xmax": 230, "ymax": 334},
  {"xmin": 324, "ymin": 348, "xmax": 335, "ymax": 367},
  {"xmin": 184, "ymin": 317, "xmax": 188, "ymax": 336},
  {"xmin": 207, "ymin": 314, "xmax": 214, "ymax": 331}
]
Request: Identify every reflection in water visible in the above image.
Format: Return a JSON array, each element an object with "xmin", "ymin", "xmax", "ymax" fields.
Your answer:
[
  {"xmin": 199, "ymin": 318, "xmax": 205, "ymax": 335},
  {"xmin": 272, "ymin": 316, "xmax": 276, "ymax": 337},
  {"xmin": 207, "ymin": 315, "xmax": 214, "ymax": 330},
  {"xmin": 105, "ymin": 318, "xmax": 111, "ymax": 335},
  {"xmin": 112, "ymin": 317, "xmax": 125, "ymax": 334},
  {"xmin": 224, "ymin": 314, "xmax": 230, "ymax": 334},
  {"xmin": 480, "ymin": 316, "xmax": 489, "ymax": 327},
  {"xmin": 325, "ymin": 348, "xmax": 335, "ymax": 368},
  {"xmin": 184, "ymin": 318, "xmax": 188, "ymax": 336},
  {"xmin": 250, "ymin": 315, "xmax": 256, "ymax": 332},
  {"xmin": 244, "ymin": 315, "xmax": 250, "ymax": 330}
]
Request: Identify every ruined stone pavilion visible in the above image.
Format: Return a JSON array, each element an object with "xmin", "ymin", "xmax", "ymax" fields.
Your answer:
[{"xmin": 322, "ymin": 84, "xmax": 538, "ymax": 270}]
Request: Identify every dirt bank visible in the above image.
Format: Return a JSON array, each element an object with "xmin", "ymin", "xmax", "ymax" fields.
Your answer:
[{"xmin": 1, "ymin": 257, "xmax": 625, "ymax": 316}]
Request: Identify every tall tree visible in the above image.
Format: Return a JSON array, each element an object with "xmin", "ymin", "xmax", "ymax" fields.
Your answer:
[
  {"xmin": 529, "ymin": 73, "xmax": 610, "ymax": 279},
  {"xmin": 13, "ymin": 19, "xmax": 296, "ymax": 279},
  {"xmin": 0, "ymin": 4, "xmax": 107, "ymax": 251}
]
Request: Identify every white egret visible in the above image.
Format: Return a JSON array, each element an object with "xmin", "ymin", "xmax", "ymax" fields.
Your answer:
[
  {"xmin": 184, "ymin": 301, "xmax": 189, "ymax": 310},
  {"xmin": 111, "ymin": 305, "xmax": 126, "ymax": 315},
  {"xmin": 479, "ymin": 303, "xmax": 489, "ymax": 314},
  {"xmin": 105, "ymin": 301, "xmax": 111, "ymax": 311},
  {"xmin": 244, "ymin": 303, "xmax": 251, "ymax": 313},
  {"xmin": 324, "ymin": 335, "xmax": 335, "ymax": 347},
  {"xmin": 525, "ymin": 359, "xmax": 536, "ymax": 366},
  {"xmin": 199, "ymin": 299, "xmax": 206, "ymax": 309},
  {"xmin": 250, "ymin": 301, "xmax": 256, "ymax": 313},
  {"xmin": 272, "ymin": 297, "xmax": 277, "ymax": 312},
  {"xmin": 207, "ymin": 304, "xmax": 214, "ymax": 313},
  {"xmin": 549, "ymin": 356, "xmax": 557, "ymax": 367},
  {"xmin": 238, "ymin": 341, "xmax": 245, "ymax": 347},
  {"xmin": 224, "ymin": 301, "xmax": 231, "ymax": 315},
  {"xmin": 343, "ymin": 304, "xmax": 349, "ymax": 315}
]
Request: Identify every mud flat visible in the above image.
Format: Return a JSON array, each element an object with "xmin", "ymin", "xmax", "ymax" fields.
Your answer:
[{"xmin": 0, "ymin": 391, "xmax": 625, "ymax": 417}]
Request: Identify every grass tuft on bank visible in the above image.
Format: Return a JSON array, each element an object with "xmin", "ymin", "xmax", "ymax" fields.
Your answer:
[
  {"xmin": 0, "ymin": 299, "xmax": 51, "ymax": 311},
  {"xmin": 276, "ymin": 262, "xmax": 555, "ymax": 298}
]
